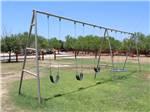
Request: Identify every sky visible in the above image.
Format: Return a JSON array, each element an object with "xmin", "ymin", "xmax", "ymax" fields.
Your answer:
[{"xmin": 1, "ymin": 1, "xmax": 150, "ymax": 40}]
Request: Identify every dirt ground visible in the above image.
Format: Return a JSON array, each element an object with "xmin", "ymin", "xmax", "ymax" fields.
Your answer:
[
  {"xmin": 1, "ymin": 72, "xmax": 21, "ymax": 112},
  {"xmin": 0, "ymin": 55, "xmax": 150, "ymax": 112}
]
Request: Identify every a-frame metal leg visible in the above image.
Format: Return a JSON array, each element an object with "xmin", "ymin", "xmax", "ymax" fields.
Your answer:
[
  {"xmin": 106, "ymin": 30, "xmax": 114, "ymax": 69},
  {"xmin": 134, "ymin": 35, "xmax": 141, "ymax": 72},
  {"xmin": 123, "ymin": 34, "xmax": 141, "ymax": 72},
  {"xmin": 122, "ymin": 49, "xmax": 129, "ymax": 70},
  {"xmin": 18, "ymin": 52, "xmax": 27, "ymax": 95},
  {"xmin": 34, "ymin": 10, "xmax": 41, "ymax": 104},
  {"xmin": 122, "ymin": 37, "xmax": 132, "ymax": 70},
  {"xmin": 19, "ymin": 11, "xmax": 35, "ymax": 95},
  {"xmin": 18, "ymin": 10, "xmax": 41, "ymax": 104},
  {"xmin": 94, "ymin": 29, "xmax": 107, "ymax": 79}
]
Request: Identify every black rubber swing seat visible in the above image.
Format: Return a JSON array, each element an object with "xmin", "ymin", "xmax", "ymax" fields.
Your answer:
[
  {"xmin": 76, "ymin": 72, "xmax": 83, "ymax": 81},
  {"xmin": 94, "ymin": 67, "xmax": 100, "ymax": 79},
  {"xmin": 111, "ymin": 68, "xmax": 128, "ymax": 72},
  {"xmin": 49, "ymin": 74, "xmax": 60, "ymax": 84},
  {"xmin": 94, "ymin": 67, "xmax": 100, "ymax": 73}
]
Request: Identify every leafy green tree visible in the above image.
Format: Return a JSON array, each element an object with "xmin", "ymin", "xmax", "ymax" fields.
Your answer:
[
  {"xmin": 135, "ymin": 33, "xmax": 150, "ymax": 56},
  {"xmin": 38, "ymin": 36, "xmax": 49, "ymax": 49},
  {"xmin": 64, "ymin": 35, "xmax": 78, "ymax": 58},
  {"xmin": 1, "ymin": 34, "xmax": 21, "ymax": 62},
  {"xmin": 145, "ymin": 35, "xmax": 150, "ymax": 55},
  {"xmin": 48, "ymin": 37, "xmax": 61, "ymax": 60},
  {"xmin": 64, "ymin": 35, "xmax": 77, "ymax": 50},
  {"xmin": 135, "ymin": 32, "xmax": 145, "ymax": 54},
  {"xmin": 48, "ymin": 37, "xmax": 61, "ymax": 50},
  {"xmin": 83, "ymin": 35, "xmax": 101, "ymax": 56},
  {"xmin": 12, "ymin": 34, "xmax": 22, "ymax": 62}
]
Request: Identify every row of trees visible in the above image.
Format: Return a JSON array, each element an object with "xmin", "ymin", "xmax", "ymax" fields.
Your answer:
[
  {"xmin": 1, "ymin": 32, "xmax": 150, "ymax": 62},
  {"xmin": 1, "ymin": 32, "xmax": 62, "ymax": 62},
  {"xmin": 63, "ymin": 33, "xmax": 150, "ymax": 56}
]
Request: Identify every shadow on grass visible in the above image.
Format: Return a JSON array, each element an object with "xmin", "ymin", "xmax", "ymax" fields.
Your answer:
[
  {"xmin": 18, "ymin": 70, "xmax": 137, "ymax": 104},
  {"xmin": 43, "ymin": 70, "xmax": 137, "ymax": 102}
]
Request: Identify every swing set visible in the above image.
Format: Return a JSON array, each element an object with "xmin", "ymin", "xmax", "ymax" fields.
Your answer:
[{"xmin": 18, "ymin": 10, "xmax": 140, "ymax": 104}]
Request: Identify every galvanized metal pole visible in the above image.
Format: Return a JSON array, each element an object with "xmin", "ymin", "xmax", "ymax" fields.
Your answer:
[
  {"xmin": 34, "ymin": 10, "xmax": 41, "ymax": 104},
  {"xmin": 35, "ymin": 10, "xmax": 133, "ymax": 35},
  {"xmin": 106, "ymin": 31, "xmax": 114, "ymax": 69},
  {"xmin": 134, "ymin": 34, "xmax": 141, "ymax": 72},
  {"xmin": 94, "ymin": 29, "xmax": 107, "ymax": 79},
  {"xmin": 122, "ymin": 52, "xmax": 129, "ymax": 70},
  {"xmin": 122, "ymin": 37, "xmax": 131, "ymax": 70},
  {"xmin": 96, "ymin": 29, "xmax": 107, "ymax": 69}
]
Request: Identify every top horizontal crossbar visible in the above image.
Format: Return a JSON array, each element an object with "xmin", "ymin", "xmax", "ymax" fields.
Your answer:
[{"xmin": 34, "ymin": 10, "xmax": 134, "ymax": 36}]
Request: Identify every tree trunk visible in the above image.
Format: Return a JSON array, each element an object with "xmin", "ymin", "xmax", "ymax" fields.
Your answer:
[
  {"xmin": 54, "ymin": 51, "xmax": 56, "ymax": 60},
  {"xmin": 8, "ymin": 51, "xmax": 11, "ymax": 62},
  {"xmin": 77, "ymin": 51, "xmax": 79, "ymax": 56},
  {"xmin": 93, "ymin": 51, "xmax": 95, "ymax": 56},
  {"xmin": 15, "ymin": 52, "xmax": 18, "ymax": 62},
  {"xmin": 95, "ymin": 51, "xmax": 98, "ymax": 59},
  {"xmin": 38, "ymin": 53, "xmax": 41, "ymax": 60},
  {"xmin": 74, "ymin": 50, "xmax": 77, "ymax": 59},
  {"xmin": 42, "ymin": 51, "xmax": 44, "ymax": 60},
  {"xmin": 58, "ymin": 49, "xmax": 60, "ymax": 54}
]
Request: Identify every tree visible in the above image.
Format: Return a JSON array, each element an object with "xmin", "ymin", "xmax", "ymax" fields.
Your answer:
[
  {"xmin": 64, "ymin": 35, "xmax": 77, "ymax": 50},
  {"xmin": 38, "ymin": 36, "xmax": 49, "ymax": 49},
  {"xmin": 135, "ymin": 33, "xmax": 150, "ymax": 56},
  {"xmin": 145, "ymin": 35, "xmax": 150, "ymax": 56},
  {"xmin": 64, "ymin": 35, "xmax": 78, "ymax": 58},
  {"xmin": 48, "ymin": 38, "xmax": 61, "ymax": 50},
  {"xmin": 82, "ymin": 35, "xmax": 101, "ymax": 56},
  {"xmin": 1, "ymin": 34, "xmax": 21, "ymax": 62},
  {"xmin": 135, "ymin": 32, "xmax": 146, "ymax": 54},
  {"xmin": 48, "ymin": 37, "xmax": 61, "ymax": 60},
  {"xmin": 12, "ymin": 34, "xmax": 22, "ymax": 62}
]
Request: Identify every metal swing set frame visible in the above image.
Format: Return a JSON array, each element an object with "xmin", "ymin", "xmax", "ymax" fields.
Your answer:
[{"xmin": 18, "ymin": 10, "xmax": 141, "ymax": 104}]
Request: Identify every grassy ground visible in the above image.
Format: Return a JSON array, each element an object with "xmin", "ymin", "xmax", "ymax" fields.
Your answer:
[{"xmin": 4, "ymin": 58, "xmax": 150, "ymax": 112}]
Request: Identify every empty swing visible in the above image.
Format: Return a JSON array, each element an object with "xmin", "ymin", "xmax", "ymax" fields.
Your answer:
[
  {"xmin": 74, "ymin": 22, "xmax": 84, "ymax": 81},
  {"xmin": 106, "ymin": 30, "xmax": 128, "ymax": 72},
  {"xmin": 47, "ymin": 16, "xmax": 60, "ymax": 83}
]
